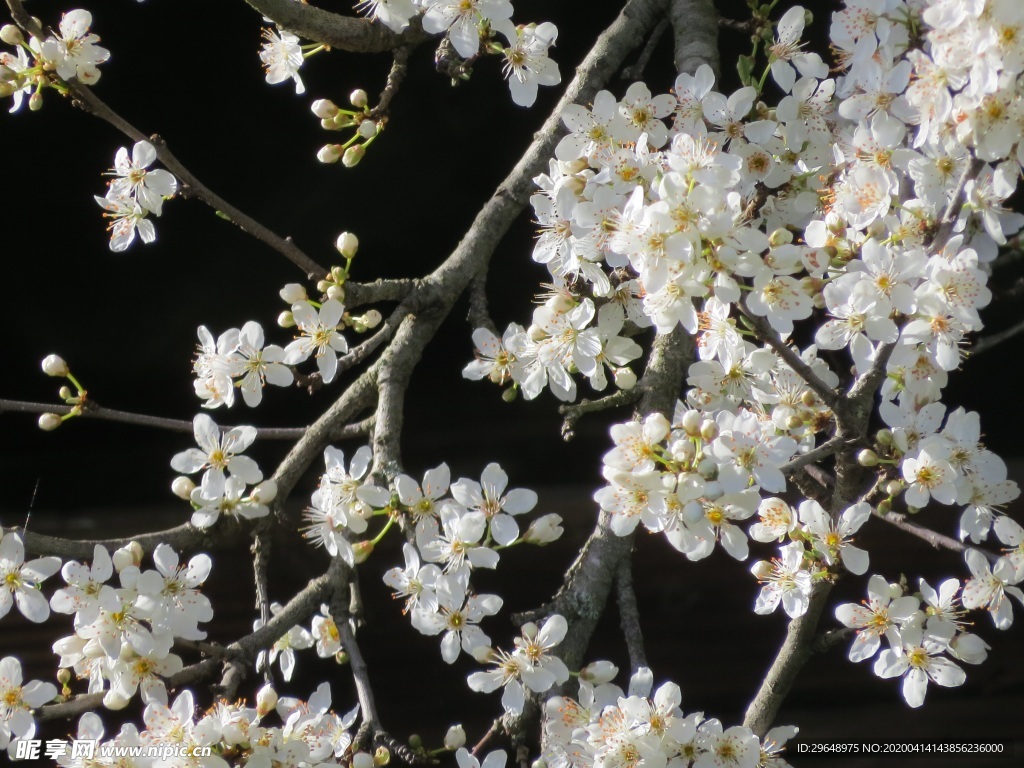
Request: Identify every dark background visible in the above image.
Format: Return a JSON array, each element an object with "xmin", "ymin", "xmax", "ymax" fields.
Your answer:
[{"xmin": 2, "ymin": 1, "xmax": 1023, "ymax": 766}]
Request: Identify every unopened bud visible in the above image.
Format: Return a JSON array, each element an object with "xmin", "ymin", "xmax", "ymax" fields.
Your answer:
[
  {"xmin": 331, "ymin": 266, "xmax": 346, "ymax": 282},
  {"xmin": 0, "ymin": 25, "xmax": 23, "ymax": 45},
  {"xmin": 342, "ymin": 144, "xmax": 365, "ymax": 167},
  {"xmin": 501, "ymin": 387, "xmax": 518, "ymax": 403},
  {"xmin": 112, "ymin": 541, "xmax": 143, "ymax": 573},
  {"xmin": 357, "ymin": 120, "xmax": 379, "ymax": 140},
  {"xmin": 317, "ymin": 144, "xmax": 342, "ymax": 164},
  {"xmin": 520, "ymin": 621, "xmax": 538, "ymax": 641},
  {"xmin": 444, "ymin": 725, "xmax": 466, "ymax": 750},
  {"xmin": 876, "ymin": 499, "xmax": 891, "ymax": 515},
  {"xmin": 335, "ymin": 650, "xmax": 350, "ymax": 664},
  {"xmin": 57, "ymin": 668, "xmax": 71, "ymax": 685},
  {"xmin": 532, "ymin": 760, "xmax": 547, "ymax": 768},
  {"xmin": 699, "ymin": 420, "xmax": 719, "ymax": 442},
  {"xmin": 336, "ymin": 231, "xmax": 359, "ymax": 258},
  {"xmin": 277, "ymin": 310, "xmax": 295, "ymax": 328},
  {"xmin": 326, "ymin": 285, "xmax": 345, "ymax": 302},
  {"xmin": 374, "ymin": 746, "xmax": 390, "ymax": 766},
  {"xmin": 545, "ymin": 293, "xmax": 575, "ymax": 313},
  {"xmin": 171, "ymin": 476, "xmax": 195, "ymax": 500},
  {"xmin": 527, "ymin": 324, "xmax": 546, "ymax": 342},
  {"xmin": 0, "ymin": 65, "xmax": 14, "ymax": 83},
  {"xmin": 681, "ymin": 409, "xmax": 702, "ymax": 435},
  {"xmin": 311, "ymin": 98, "xmax": 339, "ymax": 119},
  {"xmin": 613, "ymin": 367, "xmax": 636, "ymax": 390},
  {"xmin": 317, "ymin": 279, "xmax": 332, "ymax": 293},
  {"xmin": 256, "ymin": 683, "xmax": 278, "ymax": 717},
  {"xmin": 279, "ymin": 283, "xmax": 307, "ymax": 303},
  {"xmin": 350, "ymin": 88, "xmax": 368, "ymax": 108},
  {"xmin": 697, "ymin": 457, "xmax": 718, "ymax": 479},
  {"xmin": 857, "ymin": 449, "xmax": 879, "ymax": 467},
  {"xmin": 251, "ymin": 479, "xmax": 278, "ymax": 504},
  {"xmin": 362, "ymin": 309, "xmax": 382, "ymax": 330},
  {"xmin": 408, "ymin": 735, "xmax": 423, "ymax": 751},
  {"xmin": 786, "ymin": 415, "xmax": 803, "ymax": 430},
  {"xmin": 885, "ymin": 479, "xmax": 904, "ymax": 496},
  {"xmin": 353, "ymin": 752, "xmax": 375, "ymax": 768},
  {"xmin": 331, "ymin": 112, "xmax": 357, "ymax": 129},
  {"xmin": 768, "ymin": 228, "xmax": 793, "ymax": 247},
  {"xmin": 103, "ymin": 690, "xmax": 131, "ymax": 710},
  {"xmin": 59, "ymin": 386, "xmax": 75, "ymax": 401},
  {"xmin": 468, "ymin": 647, "xmax": 493, "ymax": 663},
  {"xmin": 38, "ymin": 413, "xmax": 62, "ymax": 431},
  {"xmin": 876, "ymin": 428, "xmax": 894, "ymax": 446},
  {"xmin": 352, "ymin": 540, "xmax": 374, "ymax": 564},
  {"xmin": 29, "ymin": 91, "xmax": 42, "ymax": 111},
  {"xmin": 579, "ymin": 660, "xmax": 619, "ymax": 684},
  {"xmin": 523, "ymin": 513, "xmax": 563, "ymax": 544},
  {"xmin": 0, "ymin": 82, "xmax": 13, "ymax": 98},
  {"xmin": 42, "ymin": 354, "xmax": 69, "ymax": 377},
  {"xmin": 800, "ymin": 390, "xmax": 816, "ymax": 407}
]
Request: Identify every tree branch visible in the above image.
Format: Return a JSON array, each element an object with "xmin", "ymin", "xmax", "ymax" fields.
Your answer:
[
  {"xmin": 243, "ymin": 0, "xmax": 429, "ymax": 53},
  {"xmin": 669, "ymin": 0, "xmax": 720, "ymax": 79},
  {"xmin": 615, "ymin": 558, "xmax": 648, "ymax": 675},
  {"xmin": 0, "ymin": 398, "xmax": 307, "ymax": 439}
]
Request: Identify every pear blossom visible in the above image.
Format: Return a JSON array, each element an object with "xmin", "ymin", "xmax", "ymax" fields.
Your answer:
[
  {"xmin": 873, "ymin": 623, "xmax": 965, "ymax": 708},
  {"xmin": 421, "ymin": 0, "xmax": 513, "ymax": 59},
  {"xmin": 170, "ymin": 414, "xmax": 262, "ymax": 498},
  {"xmin": 283, "ymin": 299, "xmax": 350, "ymax": 383},
  {"xmin": 40, "ymin": 9, "xmax": 109, "ymax": 83},
  {"xmin": 501, "ymin": 23, "xmax": 560, "ymax": 108},
  {"xmin": 107, "ymin": 140, "xmax": 178, "ymax": 215},
  {"xmin": 0, "ymin": 657, "xmax": 57, "ymax": 745},
  {"xmin": 835, "ymin": 575, "xmax": 920, "ymax": 662},
  {"xmin": 259, "ymin": 27, "xmax": 305, "ymax": 94},
  {"xmin": 798, "ymin": 499, "xmax": 872, "ymax": 575},
  {"xmin": 961, "ymin": 549, "xmax": 1024, "ymax": 629},
  {"xmin": 751, "ymin": 541, "xmax": 813, "ymax": 619},
  {"xmin": 0, "ymin": 532, "xmax": 61, "ymax": 623},
  {"xmin": 450, "ymin": 462, "xmax": 538, "ymax": 546}
]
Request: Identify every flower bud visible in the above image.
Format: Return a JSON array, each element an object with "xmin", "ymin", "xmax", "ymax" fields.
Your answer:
[
  {"xmin": 876, "ymin": 499, "xmax": 891, "ymax": 515},
  {"xmin": 800, "ymin": 390, "xmax": 816, "ymax": 407},
  {"xmin": 336, "ymin": 231, "xmax": 359, "ymax": 258},
  {"xmin": 357, "ymin": 120, "xmax": 379, "ymax": 140},
  {"xmin": 374, "ymin": 747, "xmax": 390, "ymax": 765},
  {"xmin": 279, "ymin": 283, "xmax": 307, "ymax": 303},
  {"xmin": 59, "ymin": 386, "xmax": 75, "ymax": 401},
  {"xmin": 669, "ymin": 439, "xmax": 695, "ymax": 463},
  {"xmin": 342, "ymin": 144, "xmax": 365, "ymax": 167},
  {"xmin": 470, "ymin": 644, "xmax": 494, "ymax": 663},
  {"xmin": 38, "ymin": 413, "xmax": 62, "ymax": 431},
  {"xmin": 532, "ymin": 760, "xmax": 547, "ymax": 768},
  {"xmin": 501, "ymin": 387, "xmax": 518, "ymax": 403},
  {"xmin": 444, "ymin": 725, "xmax": 466, "ymax": 750},
  {"xmin": 697, "ymin": 457, "xmax": 717, "ymax": 479},
  {"xmin": 353, "ymin": 753, "xmax": 374, "ymax": 768},
  {"xmin": 326, "ymin": 285, "xmax": 345, "ymax": 302},
  {"xmin": 876, "ymin": 428, "xmax": 893, "ymax": 446},
  {"xmin": 57, "ymin": 668, "xmax": 71, "ymax": 685},
  {"xmin": 171, "ymin": 476, "xmax": 195, "ymax": 500},
  {"xmin": 256, "ymin": 683, "xmax": 278, "ymax": 717},
  {"xmin": 680, "ymin": 409, "xmax": 702, "ymax": 435},
  {"xmin": 317, "ymin": 279, "xmax": 332, "ymax": 293},
  {"xmin": 408, "ymin": 735, "xmax": 423, "ymax": 750},
  {"xmin": 317, "ymin": 144, "xmax": 342, "ymax": 164},
  {"xmin": 523, "ymin": 513, "xmax": 563, "ymax": 544},
  {"xmin": 0, "ymin": 24, "xmax": 23, "ymax": 45},
  {"xmin": 277, "ymin": 310, "xmax": 295, "ymax": 328},
  {"xmin": 579, "ymin": 660, "xmax": 618, "ymax": 684},
  {"xmin": 857, "ymin": 449, "xmax": 879, "ymax": 467},
  {"xmin": 699, "ymin": 420, "xmax": 719, "ymax": 441},
  {"xmin": 352, "ymin": 540, "xmax": 374, "ymax": 564},
  {"xmin": 311, "ymin": 98, "xmax": 339, "ymax": 119},
  {"xmin": 331, "ymin": 113, "xmax": 357, "ymax": 129},
  {"xmin": 251, "ymin": 479, "xmax": 278, "ymax": 504},
  {"xmin": 0, "ymin": 82, "xmax": 14, "ymax": 98},
  {"xmin": 362, "ymin": 310, "xmax": 382, "ymax": 330},
  {"xmin": 613, "ymin": 367, "xmax": 636, "ymax": 390},
  {"xmin": 42, "ymin": 354, "xmax": 69, "ymax": 377},
  {"xmin": 520, "ymin": 621, "xmax": 538, "ymax": 641},
  {"xmin": 768, "ymin": 228, "xmax": 793, "ymax": 247},
  {"xmin": 785, "ymin": 415, "xmax": 803, "ymax": 430},
  {"xmin": 29, "ymin": 91, "xmax": 42, "ymax": 111},
  {"xmin": 112, "ymin": 541, "xmax": 143, "ymax": 573},
  {"xmin": 885, "ymin": 479, "xmax": 904, "ymax": 496},
  {"xmin": 350, "ymin": 88, "xmax": 368, "ymax": 108},
  {"xmin": 0, "ymin": 65, "xmax": 14, "ymax": 84},
  {"xmin": 527, "ymin": 324, "xmax": 547, "ymax": 342},
  {"xmin": 103, "ymin": 690, "xmax": 131, "ymax": 710}
]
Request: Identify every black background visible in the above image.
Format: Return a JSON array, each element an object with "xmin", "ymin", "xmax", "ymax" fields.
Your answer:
[{"xmin": 2, "ymin": 1, "xmax": 1023, "ymax": 765}]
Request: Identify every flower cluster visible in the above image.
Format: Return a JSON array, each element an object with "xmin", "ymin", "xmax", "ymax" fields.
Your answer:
[
  {"xmin": 51, "ymin": 684, "xmax": 359, "ymax": 767},
  {"xmin": 193, "ymin": 322, "xmax": 293, "ymax": 409},
  {"xmin": 544, "ymin": 665, "xmax": 796, "ymax": 768},
  {"xmin": 170, "ymin": 413, "xmax": 275, "ymax": 529},
  {"xmin": 833, "ymin": 568, "xmax": 1014, "ymax": 708},
  {"xmin": 94, "ymin": 140, "xmax": 178, "ymax": 252},
  {"xmin": 50, "ymin": 542, "xmax": 212, "ymax": 710}
]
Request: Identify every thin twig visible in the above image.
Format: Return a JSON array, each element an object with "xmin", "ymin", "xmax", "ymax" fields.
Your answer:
[
  {"xmin": 620, "ymin": 17, "xmax": 669, "ymax": 81},
  {"xmin": 252, "ymin": 523, "xmax": 273, "ymax": 684},
  {"xmin": 0, "ymin": 398, "xmax": 307, "ymax": 439},
  {"xmin": 778, "ymin": 435, "xmax": 849, "ymax": 475},
  {"xmin": 368, "ymin": 45, "xmax": 414, "ymax": 121},
  {"xmin": 558, "ymin": 387, "xmax": 642, "ymax": 440},
  {"xmin": 969, "ymin": 316, "xmax": 1024, "ymax": 355},
  {"xmin": 879, "ymin": 511, "xmax": 998, "ymax": 563},
  {"xmin": 467, "ymin": 267, "xmax": 500, "ymax": 337},
  {"xmin": 4, "ymin": 0, "xmax": 326, "ymax": 279}
]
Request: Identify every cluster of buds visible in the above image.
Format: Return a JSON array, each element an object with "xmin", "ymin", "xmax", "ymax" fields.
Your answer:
[
  {"xmin": 314, "ymin": 89, "xmax": 382, "ymax": 167},
  {"xmin": 37, "ymin": 354, "xmax": 86, "ymax": 430}
]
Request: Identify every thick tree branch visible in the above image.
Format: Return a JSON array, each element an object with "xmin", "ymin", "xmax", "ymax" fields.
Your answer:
[
  {"xmin": 615, "ymin": 558, "xmax": 648, "ymax": 674},
  {"xmin": 669, "ymin": 0, "xmax": 720, "ymax": 78},
  {"xmin": 243, "ymin": 0, "xmax": 428, "ymax": 53}
]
